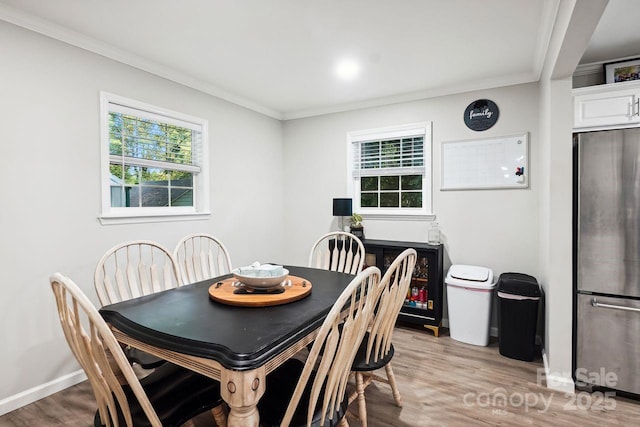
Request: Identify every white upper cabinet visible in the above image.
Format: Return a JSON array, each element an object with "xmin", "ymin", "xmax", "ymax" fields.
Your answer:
[{"xmin": 574, "ymin": 81, "xmax": 640, "ymax": 130}]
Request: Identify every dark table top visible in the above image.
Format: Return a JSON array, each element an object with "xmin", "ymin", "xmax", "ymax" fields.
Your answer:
[{"xmin": 99, "ymin": 265, "xmax": 354, "ymax": 371}]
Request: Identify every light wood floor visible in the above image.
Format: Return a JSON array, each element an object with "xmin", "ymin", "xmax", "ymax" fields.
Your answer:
[{"xmin": 2, "ymin": 324, "xmax": 640, "ymax": 426}]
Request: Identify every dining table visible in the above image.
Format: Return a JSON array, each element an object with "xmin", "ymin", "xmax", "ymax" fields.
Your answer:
[{"xmin": 99, "ymin": 265, "xmax": 355, "ymax": 427}]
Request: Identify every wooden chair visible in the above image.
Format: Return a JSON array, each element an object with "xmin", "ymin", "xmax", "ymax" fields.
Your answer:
[
  {"xmin": 308, "ymin": 232, "xmax": 365, "ymax": 275},
  {"xmin": 347, "ymin": 248, "xmax": 417, "ymax": 427},
  {"xmin": 174, "ymin": 233, "xmax": 233, "ymax": 285},
  {"xmin": 50, "ymin": 273, "xmax": 228, "ymax": 427},
  {"xmin": 94, "ymin": 240, "xmax": 181, "ymax": 305},
  {"xmin": 258, "ymin": 266, "xmax": 383, "ymax": 427},
  {"xmin": 94, "ymin": 240, "xmax": 181, "ymax": 370}
]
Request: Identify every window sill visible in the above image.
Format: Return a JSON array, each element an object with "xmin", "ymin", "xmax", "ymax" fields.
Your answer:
[
  {"xmin": 98, "ymin": 211, "xmax": 211, "ymax": 225},
  {"xmin": 362, "ymin": 213, "xmax": 436, "ymax": 222}
]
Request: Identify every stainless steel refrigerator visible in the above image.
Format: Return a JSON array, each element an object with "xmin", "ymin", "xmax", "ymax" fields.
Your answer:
[{"xmin": 575, "ymin": 127, "xmax": 640, "ymax": 396}]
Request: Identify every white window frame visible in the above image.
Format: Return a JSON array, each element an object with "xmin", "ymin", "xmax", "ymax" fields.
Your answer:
[
  {"xmin": 99, "ymin": 92, "xmax": 210, "ymax": 225},
  {"xmin": 347, "ymin": 122, "xmax": 433, "ymax": 220}
]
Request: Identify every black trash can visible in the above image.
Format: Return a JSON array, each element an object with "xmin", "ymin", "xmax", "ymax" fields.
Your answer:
[{"xmin": 497, "ymin": 272, "xmax": 541, "ymax": 361}]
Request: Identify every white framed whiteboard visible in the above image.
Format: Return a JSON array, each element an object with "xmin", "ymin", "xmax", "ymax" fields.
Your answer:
[{"xmin": 441, "ymin": 133, "xmax": 528, "ymax": 190}]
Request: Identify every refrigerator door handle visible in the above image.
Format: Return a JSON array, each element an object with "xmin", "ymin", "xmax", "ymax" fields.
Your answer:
[{"xmin": 591, "ymin": 297, "xmax": 640, "ymax": 313}]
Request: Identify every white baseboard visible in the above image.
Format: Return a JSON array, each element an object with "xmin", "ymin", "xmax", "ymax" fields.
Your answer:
[
  {"xmin": 489, "ymin": 326, "xmax": 498, "ymax": 337},
  {"xmin": 0, "ymin": 370, "xmax": 87, "ymax": 416},
  {"xmin": 541, "ymin": 349, "xmax": 575, "ymax": 394}
]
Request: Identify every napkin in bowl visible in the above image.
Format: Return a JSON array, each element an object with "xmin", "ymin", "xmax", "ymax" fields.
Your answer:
[{"xmin": 237, "ymin": 262, "xmax": 285, "ymax": 278}]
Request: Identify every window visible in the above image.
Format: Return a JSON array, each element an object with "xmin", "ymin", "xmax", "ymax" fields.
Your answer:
[
  {"xmin": 99, "ymin": 92, "xmax": 209, "ymax": 224},
  {"xmin": 347, "ymin": 122, "xmax": 432, "ymax": 218}
]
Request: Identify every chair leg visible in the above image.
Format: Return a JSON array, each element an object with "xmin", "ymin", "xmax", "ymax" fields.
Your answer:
[
  {"xmin": 384, "ymin": 363, "xmax": 402, "ymax": 408},
  {"xmin": 211, "ymin": 404, "xmax": 228, "ymax": 427},
  {"xmin": 355, "ymin": 372, "xmax": 368, "ymax": 427}
]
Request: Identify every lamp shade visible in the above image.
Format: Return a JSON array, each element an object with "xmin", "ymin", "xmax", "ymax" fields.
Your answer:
[{"xmin": 333, "ymin": 198, "xmax": 352, "ymax": 216}]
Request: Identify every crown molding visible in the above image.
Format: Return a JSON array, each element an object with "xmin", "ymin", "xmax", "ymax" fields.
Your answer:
[
  {"xmin": 282, "ymin": 72, "xmax": 539, "ymax": 120},
  {"xmin": 532, "ymin": 0, "xmax": 561, "ymax": 81},
  {"xmin": 0, "ymin": 4, "xmax": 283, "ymax": 120}
]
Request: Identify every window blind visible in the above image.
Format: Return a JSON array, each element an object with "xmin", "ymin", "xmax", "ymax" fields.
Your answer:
[
  {"xmin": 108, "ymin": 102, "xmax": 202, "ymax": 174},
  {"xmin": 352, "ymin": 135, "xmax": 425, "ymax": 177}
]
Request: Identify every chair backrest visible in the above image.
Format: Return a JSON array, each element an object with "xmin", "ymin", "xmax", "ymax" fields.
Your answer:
[
  {"xmin": 282, "ymin": 266, "xmax": 383, "ymax": 426},
  {"xmin": 50, "ymin": 273, "xmax": 161, "ymax": 426},
  {"xmin": 94, "ymin": 240, "xmax": 180, "ymax": 306},
  {"xmin": 308, "ymin": 231, "xmax": 365, "ymax": 275},
  {"xmin": 173, "ymin": 233, "xmax": 233, "ymax": 285},
  {"xmin": 364, "ymin": 248, "xmax": 417, "ymax": 364}
]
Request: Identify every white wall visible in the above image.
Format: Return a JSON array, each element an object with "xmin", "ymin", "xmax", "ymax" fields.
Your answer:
[
  {"xmin": 0, "ymin": 21, "xmax": 285, "ymax": 411},
  {"xmin": 538, "ymin": 76, "xmax": 575, "ymax": 392},
  {"xmin": 282, "ymin": 83, "xmax": 541, "ymax": 320}
]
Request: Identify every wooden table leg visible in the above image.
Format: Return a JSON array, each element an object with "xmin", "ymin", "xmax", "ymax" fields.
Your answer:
[{"xmin": 221, "ymin": 367, "xmax": 266, "ymax": 427}]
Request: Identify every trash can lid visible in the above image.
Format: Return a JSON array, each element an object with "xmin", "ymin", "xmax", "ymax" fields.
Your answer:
[
  {"xmin": 497, "ymin": 272, "xmax": 541, "ymax": 297},
  {"xmin": 446, "ymin": 265, "xmax": 494, "ymax": 289}
]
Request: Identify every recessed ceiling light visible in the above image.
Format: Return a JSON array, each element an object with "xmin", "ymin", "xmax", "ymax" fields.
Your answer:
[{"xmin": 335, "ymin": 59, "xmax": 360, "ymax": 80}]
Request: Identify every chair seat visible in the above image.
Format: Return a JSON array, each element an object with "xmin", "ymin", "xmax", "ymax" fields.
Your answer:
[
  {"xmin": 350, "ymin": 333, "xmax": 395, "ymax": 372},
  {"xmin": 258, "ymin": 359, "xmax": 348, "ymax": 427},
  {"xmin": 125, "ymin": 347, "xmax": 166, "ymax": 370},
  {"xmin": 94, "ymin": 362, "xmax": 224, "ymax": 427}
]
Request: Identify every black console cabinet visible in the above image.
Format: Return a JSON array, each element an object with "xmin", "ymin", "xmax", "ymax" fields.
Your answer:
[{"xmin": 363, "ymin": 239, "xmax": 444, "ymax": 336}]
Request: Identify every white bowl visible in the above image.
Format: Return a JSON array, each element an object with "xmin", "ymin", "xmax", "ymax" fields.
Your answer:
[{"xmin": 232, "ymin": 268, "xmax": 289, "ymax": 289}]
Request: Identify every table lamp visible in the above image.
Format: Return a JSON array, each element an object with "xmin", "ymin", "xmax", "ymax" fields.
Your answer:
[{"xmin": 333, "ymin": 198, "xmax": 352, "ymax": 231}]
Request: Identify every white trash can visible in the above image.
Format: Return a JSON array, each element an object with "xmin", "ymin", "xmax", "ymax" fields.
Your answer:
[{"xmin": 446, "ymin": 264, "xmax": 495, "ymax": 346}]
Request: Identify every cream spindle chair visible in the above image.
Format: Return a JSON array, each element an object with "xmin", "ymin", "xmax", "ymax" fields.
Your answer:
[
  {"xmin": 94, "ymin": 240, "xmax": 181, "ymax": 306},
  {"xmin": 347, "ymin": 248, "xmax": 417, "ymax": 426},
  {"xmin": 308, "ymin": 231, "xmax": 365, "ymax": 275},
  {"xmin": 94, "ymin": 240, "xmax": 181, "ymax": 370},
  {"xmin": 50, "ymin": 273, "xmax": 227, "ymax": 427},
  {"xmin": 258, "ymin": 267, "xmax": 383, "ymax": 427},
  {"xmin": 174, "ymin": 233, "xmax": 233, "ymax": 285}
]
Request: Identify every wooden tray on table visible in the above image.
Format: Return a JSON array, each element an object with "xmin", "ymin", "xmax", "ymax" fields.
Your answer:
[{"xmin": 208, "ymin": 275, "xmax": 312, "ymax": 307}]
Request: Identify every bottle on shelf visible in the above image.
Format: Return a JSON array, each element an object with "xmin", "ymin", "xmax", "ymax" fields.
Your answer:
[{"xmin": 410, "ymin": 286, "xmax": 419, "ymax": 306}]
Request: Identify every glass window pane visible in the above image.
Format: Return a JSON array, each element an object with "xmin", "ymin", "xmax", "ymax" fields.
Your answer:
[
  {"xmin": 110, "ymin": 163, "xmax": 124, "ymax": 180},
  {"xmin": 361, "ymin": 176, "xmax": 378, "ymax": 191},
  {"xmin": 380, "ymin": 193, "xmax": 399, "ymax": 207},
  {"xmin": 381, "ymin": 176, "xmax": 399, "ymax": 190},
  {"xmin": 381, "ymin": 140, "xmax": 400, "ymax": 168},
  {"xmin": 141, "ymin": 187, "xmax": 169, "ymax": 207},
  {"xmin": 361, "ymin": 193, "xmax": 378, "ymax": 207},
  {"xmin": 127, "ymin": 186, "xmax": 140, "ymax": 207},
  {"xmin": 109, "ymin": 113, "xmax": 124, "ymax": 155},
  {"xmin": 171, "ymin": 171, "xmax": 193, "ymax": 187},
  {"xmin": 401, "ymin": 175, "xmax": 422, "ymax": 190},
  {"xmin": 141, "ymin": 167, "xmax": 170, "ymax": 186},
  {"xmin": 110, "ymin": 186, "xmax": 125, "ymax": 207},
  {"xmin": 171, "ymin": 188, "xmax": 193, "ymax": 206},
  {"xmin": 361, "ymin": 141, "xmax": 380, "ymax": 169},
  {"xmin": 401, "ymin": 192, "xmax": 422, "ymax": 207},
  {"xmin": 124, "ymin": 166, "xmax": 141, "ymax": 185},
  {"xmin": 110, "ymin": 112, "xmax": 196, "ymax": 165}
]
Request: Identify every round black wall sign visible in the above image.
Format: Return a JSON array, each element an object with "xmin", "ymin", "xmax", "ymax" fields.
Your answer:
[{"xmin": 464, "ymin": 99, "xmax": 499, "ymax": 131}]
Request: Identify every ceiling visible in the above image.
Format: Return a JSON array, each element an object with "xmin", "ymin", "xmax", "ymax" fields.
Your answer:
[
  {"xmin": 579, "ymin": 0, "xmax": 640, "ymax": 64},
  {"xmin": 0, "ymin": 0, "xmax": 634, "ymax": 120}
]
